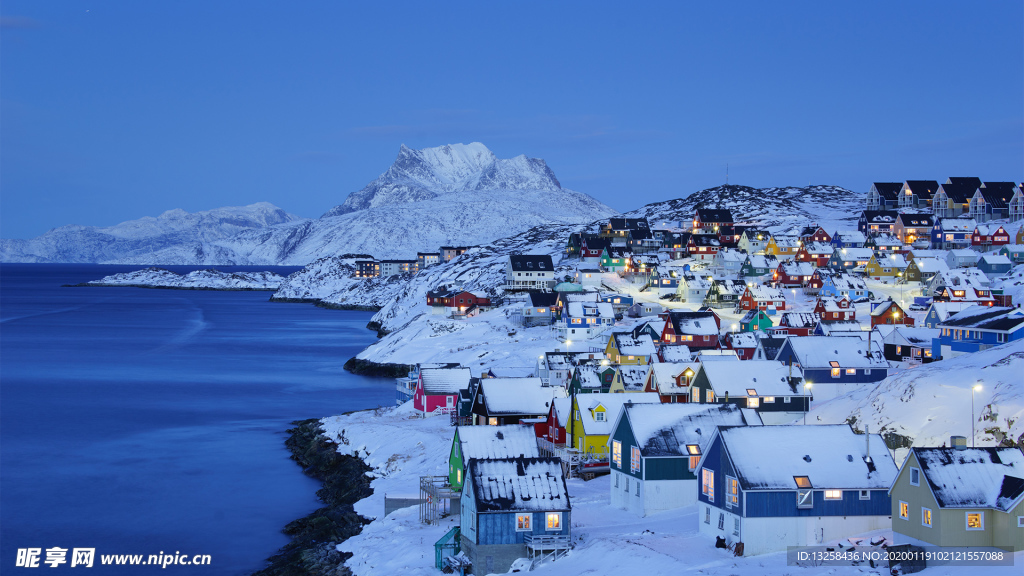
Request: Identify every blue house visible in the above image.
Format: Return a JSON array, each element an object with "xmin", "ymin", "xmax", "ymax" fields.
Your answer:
[
  {"xmin": 933, "ymin": 306, "xmax": 1024, "ymax": 359},
  {"xmin": 818, "ymin": 271, "xmax": 868, "ymax": 300},
  {"xmin": 830, "ymin": 230, "xmax": 866, "ymax": 249},
  {"xmin": 460, "ymin": 457, "xmax": 571, "ymax": 574},
  {"xmin": 931, "ymin": 218, "xmax": 976, "ymax": 250},
  {"xmin": 696, "ymin": 424, "xmax": 897, "ymax": 556},
  {"xmin": 976, "ymin": 254, "xmax": 1012, "ymax": 278},
  {"xmin": 774, "ymin": 336, "xmax": 888, "ymax": 401}
]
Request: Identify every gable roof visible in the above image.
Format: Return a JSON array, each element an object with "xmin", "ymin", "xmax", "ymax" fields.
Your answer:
[
  {"xmin": 509, "ymin": 254, "xmax": 554, "ymax": 272},
  {"xmin": 467, "ymin": 457, "xmax": 570, "ymax": 512},
  {"xmin": 781, "ymin": 312, "xmax": 819, "ymax": 328},
  {"xmin": 718, "ymin": 424, "xmax": 898, "ymax": 490},
  {"xmin": 903, "ymin": 180, "xmax": 939, "ymax": 200},
  {"xmin": 937, "ymin": 180, "xmax": 979, "ymax": 203},
  {"xmin": 784, "ymin": 336, "xmax": 887, "ymax": 368},
  {"xmin": 666, "ymin": 310, "xmax": 719, "ymax": 336},
  {"xmin": 420, "ymin": 367, "xmax": 473, "ymax": 395},
  {"xmin": 939, "ymin": 306, "xmax": 1024, "ymax": 332},
  {"xmin": 456, "ymin": 424, "xmax": 540, "ymax": 461},
  {"xmin": 911, "ymin": 447, "xmax": 1024, "ymax": 510},
  {"xmin": 979, "ymin": 181, "xmax": 1017, "ymax": 209},
  {"xmin": 698, "ymin": 360, "xmax": 801, "ymax": 397},
  {"xmin": 871, "ymin": 182, "xmax": 903, "ymax": 199},
  {"xmin": 695, "ymin": 208, "xmax": 734, "ymax": 223},
  {"xmin": 860, "ymin": 210, "xmax": 898, "ymax": 224},
  {"xmin": 625, "ymin": 403, "xmax": 758, "ymax": 458},
  {"xmin": 577, "ymin": 392, "xmax": 659, "ymax": 435},
  {"xmin": 897, "ymin": 213, "xmax": 933, "ymax": 227},
  {"xmin": 527, "ymin": 290, "xmax": 559, "ymax": 307},
  {"xmin": 607, "ymin": 217, "xmax": 649, "ymax": 231},
  {"xmin": 480, "ymin": 377, "xmax": 556, "ymax": 416}
]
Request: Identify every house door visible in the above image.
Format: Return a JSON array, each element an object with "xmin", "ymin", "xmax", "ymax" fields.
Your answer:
[{"xmin": 446, "ymin": 396, "xmax": 454, "ymax": 407}]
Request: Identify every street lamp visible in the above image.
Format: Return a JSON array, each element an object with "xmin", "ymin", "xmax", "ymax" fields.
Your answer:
[
  {"xmin": 803, "ymin": 382, "xmax": 812, "ymax": 424},
  {"xmin": 972, "ymin": 383, "xmax": 982, "ymax": 447}
]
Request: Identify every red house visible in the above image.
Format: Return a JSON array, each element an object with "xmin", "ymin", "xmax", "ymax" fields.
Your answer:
[
  {"xmin": 740, "ymin": 284, "xmax": 787, "ymax": 311},
  {"xmin": 660, "ymin": 310, "xmax": 721, "ymax": 350},
  {"xmin": 799, "ymin": 225, "xmax": 832, "ymax": 245},
  {"xmin": 774, "ymin": 312, "xmax": 817, "ymax": 336},
  {"xmin": 724, "ymin": 331, "xmax": 758, "ymax": 360},
  {"xmin": 580, "ymin": 236, "xmax": 611, "ymax": 260},
  {"xmin": 426, "ymin": 289, "xmax": 491, "ymax": 313},
  {"xmin": 814, "ymin": 296, "xmax": 856, "ymax": 322},
  {"xmin": 870, "ymin": 301, "xmax": 914, "ymax": 328},
  {"xmin": 643, "ymin": 363, "xmax": 698, "ymax": 403},
  {"xmin": 805, "ymin": 269, "xmax": 832, "ymax": 295},
  {"xmin": 541, "ymin": 398, "xmax": 571, "ymax": 445},
  {"xmin": 692, "ymin": 207, "xmax": 734, "ymax": 234},
  {"xmin": 686, "ymin": 234, "xmax": 722, "ymax": 262},
  {"xmin": 795, "ymin": 242, "xmax": 833, "ymax": 268},
  {"xmin": 413, "ymin": 366, "xmax": 472, "ymax": 416},
  {"xmin": 972, "ymin": 225, "xmax": 1011, "ymax": 249},
  {"xmin": 773, "ymin": 262, "xmax": 816, "ymax": 288}
]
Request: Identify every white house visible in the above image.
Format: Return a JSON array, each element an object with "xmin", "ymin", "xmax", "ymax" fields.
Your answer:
[{"xmin": 506, "ymin": 254, "xmax": 555, "ymax": 290}]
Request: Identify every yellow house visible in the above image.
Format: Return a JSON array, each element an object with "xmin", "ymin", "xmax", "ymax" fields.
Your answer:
[
  {"xmin": 864, "ymin": 254, "xmax": 908, "ymax": 279},
  {"xmin": 765, "ymin": 235, "xmax": 800, "ymax": 259},
  {"xmin": 604, "ymin": 331, "xmax": 656, "ymax": 365},
  {"xmin": 567, "ymin": 392, "xmax": 660, "ymax": 460},
  {"xmin": 608, "ymin": 365, "xmax": 649, "ymax": 393}
]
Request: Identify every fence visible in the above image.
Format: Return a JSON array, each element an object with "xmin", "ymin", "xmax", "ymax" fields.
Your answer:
[
  {"xmin": 434, "ymin": 526, "xmax": 462, "ymax": 571},
  {"xmin": 384, "ymin": 495, "xmax": 424, "ymax": 518}
]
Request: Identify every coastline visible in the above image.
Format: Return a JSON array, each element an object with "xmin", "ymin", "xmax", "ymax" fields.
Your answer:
[
  {"xmin": 64, "ymin": 283, "xmax": 279, "ymax": 291},
  {"xmin": 343, "ymin": 357, "xmax": 412, "ymax": 378},
  {"xmin": 252, "ymin": 419, "xmax": 374, "ymax": 576}
]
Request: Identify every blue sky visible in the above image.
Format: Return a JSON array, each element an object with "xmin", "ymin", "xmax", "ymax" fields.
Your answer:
[{"xmin": 2, "ymin": 2, "xmax": 1021, "ymax": 239}]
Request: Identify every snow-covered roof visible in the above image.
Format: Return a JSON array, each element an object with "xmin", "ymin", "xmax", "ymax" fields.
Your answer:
[
  {"xmin": 728, "ymin": 332, "xmax": 759, "ymax": 349},
  {"xmin": 925, "ymin": 301, "xmax": 972, "ymax": 322},
  {"xmin": 551, "ymin": 397, "xmax": 572, "ymax": 427},
  {"xmin": 773, "ymin": 235, "xmax": 800, "ymax": 248},
  {"xmin": 825, "ymin": 273, "xmax": 867, "ymax": 290},
  {"xmin": 980, "ymin": 254, "xmax": 1012, "ymax": 266},
  {"xmin": 714, "ymin": 250, "xmax": 746, "ymax": 263},
  {"xmin": 468, "ymin": 457, "xmax": 570, "ymax": 512},
  {"xmin": 834, "ymin": 230, "xmax": 866, "ymax": 243},
  {"xmin": 815, "ymin": 320, "xmax": 867, "ymax": 335},
  {"xmin": 650, "ymin": 362, "xmax": 699, "ymax": 394},
  {"xmin": 457, "ymin": 424, "xmax": 540, "ymax": 461},
  {"xmin": 910, "ymin": 257, "xmax": 949, "ymax": 274},
  {"xmin": 578, "ymin": 392, "xmax": 659, "ymax": 436},
  {"xmin": 667, "ymin": 311, "xmax": 719, "ymax": 336},
  {"xmin": 803, "ymin": 242, "xmax": 834, "ymax": 254},
  {"xmin": 781, "ymin": 312, "xmax": 818, "ymax": 328},
  {"xmin": 940, "ymin": 218, "xmax": 977, "ymax": 232},
  {"xmin": 745, "ymin": 284, "xmax": 786, "ymax": 300},
  {"xmin": 870, "ymin": 301, "xmax": 906, "ymax": 317},
  {"xmin": 912, "ymin": 447, "xmax": 1024, "ymax": 510},
  {"xmin": 573, "ymin": 365, "xmax": 612, "ymax": 390},
  {"xmin": 695, "ymin": 349, "xmax": 739, "ymax": 361},
  {"xmin": 786, "ymin": 336, "xmax": 886, "ymax": 368},
  {"xmin": 566, "ymin": 301, "xmax": 615, "ymax": 319},
  {"xmin": 481, "ymin": 377, "xmax": 557, "ymax": 416},
  {"xmin": 835, "ymin": 247, "xmax": 875, "ymax": 261},
  {"xmin": 660, "ymin": 345, "xmax": 692, "ymax": 362},
  {"xmin": 420, "ymin": 367, "xmax": 473, "ymax": 395},
  {"xmin": 612, "ymin": 332, "xmax": 656, "ymax": 356},
  {"xmin": 625, "ymin": 403, "xmax": 758, "ymax": 458},
  {"xmin": 746, "ymin": 254, "xmax": 779, "ymax": 269},
  {"xmin": 614, "ymin": 365, "xmax": 650, "ymax": 392},
  {"xmin": 698, "ymin": 360, "xmax": 801, "ymax": 397},
  {"xmin": 880, "ymin": 326, "xmax": 939, "ymax": 346},
  {"xmin": 681, "ymin": 273, "xmax": 713, "ymax": 290},
  {"xmin": 872, "ymin": 254, "xmax": 908, "ymax": 268},
  {"xmin": 939, "ymin": 306, "xmax": 1024, "ymax": 332},
  {"xmin": 816, "ymin": 297, "xmax": 850, "ymax": 312},
  {"xmin": 719, "ymin": 424, "xmax": 898, "ymax": 490}
]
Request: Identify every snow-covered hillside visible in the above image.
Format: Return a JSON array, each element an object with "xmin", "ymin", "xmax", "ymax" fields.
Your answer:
[
  {"xmin": 0, "ymin": 143, "xmax": 616, "ymax": 265},
  {"xmin": 0, "ymin": 203, "xmax": 300, "ymax": 264},
  {"xmin": 814, "ymin": 339, "xmax": 1024, "ymax": 448},
  {"xmin": 628, "ymin": 185, "xmax": 865, "ymax": 235},
  {"xmin": 81, "ymin": 267, "xmax": 286, "ymax": 290}
]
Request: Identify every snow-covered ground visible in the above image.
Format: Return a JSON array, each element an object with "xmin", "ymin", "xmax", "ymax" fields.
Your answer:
[
  {"xmin": 321, "ymin": 404, "xmax": 1023, "ymax": 576},
  {"xmin": 83, "ymin": 267, "xmax": 286, "ymax": 289}
]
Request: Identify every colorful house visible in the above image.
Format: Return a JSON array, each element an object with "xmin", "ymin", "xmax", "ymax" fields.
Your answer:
[
  {"xmin": 813, "ymin": 296, "xmax": 855, "ymax": 322},
  {"xmin": 740, "ymin": 254, "xmax": 780, "ymax": 278},
  {"xmin": 864, "ymin": 253, "xmax": 908, "ymax": 279},
  {"xmin": 661, "ymin": 310, "xmax": 721, "ymax": 349},
  {"xmin": 889, "ymin": 445, "xmax": 1024, "ymax": 550},
  {"xmin": 764, "ymin": 235, "xmax": 800, "ymax": 260},
  {"xmin": 568, "ymin": 364, "xmax": 616, "ymax": 394},
  {"xmin": 972, "ymin": 224, "xmax": 1011, "ymax": 249},
  {"xmin": 794, "ymin": 242, "xmax": 833, "ymax": 268},
  {"xmin": 773, "ymin": 261, "xmax": 816, "ymax": 288},
  {"xmin": 687, "ymin": 234, "xmax": 722, "ymax": 262},
  {"xmin": 414, "ymin": 366, "xmax": 473, "ymax": 416},
  {"xmin": 740, "ymin": 284, "xmax": 787, "ymax": 313},
  {"xmin": 643, "ymin": 362, "xmax": 699, "ymax": 403},
  {"xmin": 775, "ymin": 312, "xmax": 818, "ymax": 337},
  {"xmin": 460, "ymin": 458, "xmax": 571, "ymax": 574},
  {"xmin": 560, "ymin": 300, "xmax": 615, "ymax": 340},
  {"xmin": 688, "ymin": 360, "xmax": 809, "ymax": 424},
  {"xmin": 997, "ymin": 244, "xmax": 1024, "ymax": 264},
  {"xmin": 567, "ymin": 392, "xmax": 660, "ymax": 462},
  {"xmin": 599, "ymin": 247, "xmax": 632, "ymax": 272},
  {"xmin": 798, "ymin": 225, "xmax": 832, "ymax": 245},
  {"xmin": 976, "ymin": 254, "xmax": 1012, "ymax": 278},
  {"xmin": 894, "ymin": 213, "xmax": 934, "ymax": 245},
  {"xmin": 899, "ymin": 180, "xmax": 939, "ymax": 209},
  {"xmin": 448, "ymin": 424, "xmax": 540, "ymax": 490},
  {"xmin": 830, "ymin": 230, "xmax": 866, "ymax": 249},
  {"xmin": 604, "ymin": 331, "xmax": 656, "ymax": 365},
  {"xmin": 697, "ymin": 424, "xmax": 897, "ymax": 555},
  {"xmin": 817, "ymin": 271, "xmax": 868, "ymax": 300},
  {"xmin": 932, "ymin": 218, "xmax": 977, "ymax": 250},
  {"xmin": 609, "ymin": 365, "xmax": 650, "ymax": 393},
  {"xmin": 471, "ymin": 377, "xmax": 560, "ymax": 426},
  {"xmin": 866, "ymin": 182, "xmax": 902, "ymax": 210},
  {"xmin": 870, "ymin": 300, "xmax": 913, "ymax": 328},
  {"xmin": 692, "ymin": 208, "xmax": 734, "ymax": 234},
  {"xmin": 827, "ymin": 247, "xmax": 875, "ymax": 271},
  {"xmin": 737, "ymin": 229, "xmax": 771, "ymax": 254},
  {"xmin": 739, "ymin": 309, "xmax": 773, "ymax": 332},
  {"xmin": 608, "ymin": 403, "xmax": 758, "ymax": 517},
  {"xmin": 933, "ymin": 306, "xmax": 1024, "ymax": 359},
  {"xmin": 704, "ymin": 278, "xmax": 747, "ymax": 309},
  {"xmin": 858, "ymin": 210, "xmax": 899, "ymax": 237},
  {"xmin": 774, "ymin": 336, "xmax": 888, "ymax": 400},
  {"xmin": 932, "ymin": 178, "xmax": 980, "ymax": 218},
  {"xmin": 968, "ymin": 181, "xmax": 1018, "ymax": 222}
]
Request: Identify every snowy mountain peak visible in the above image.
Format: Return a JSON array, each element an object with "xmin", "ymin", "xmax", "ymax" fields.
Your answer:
[{"xmin": 322, "ymin": 143, "xmax": 562, "ymax": 217}]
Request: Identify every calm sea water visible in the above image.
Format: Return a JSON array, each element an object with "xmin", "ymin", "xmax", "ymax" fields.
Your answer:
[{"xmin": 0, "ymin": 264, "xmax": 393, "ymax": 574}]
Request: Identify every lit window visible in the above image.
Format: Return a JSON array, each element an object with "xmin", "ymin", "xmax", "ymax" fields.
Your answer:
[
  {"xmin": 966, "ymin": 512, "xmax": 983, "ymax": 530},
  {"xmin": 488, "ymin": 417, "xmax": 498, "ymax": 426},
  {"xmin": 702, "ymin": 469, "xmax": 715, "ymax": 501},
  {"xmin": 846, "ymin": 368, "xmax": 856, "ymax": 375},
  {"xmin": 727, "ymin": 476, "xmax": 739, "ymax": 507},
  {"xmin": 764, "ymin": 396, "xmax": 775, "ymax": 403},
  {"xmin": 686, "ymin": 444, "xmax": 701, "ymax": 471},
  {"xmin": 630, "ymin": 446, "xmax": 640, "ymax": 473},
  {"xmin": 546, "ymin": 512, "xmax": 561, "ymax": 530},
  {"xmin": 612, "ymin": 440, "xmax": 621, "ymax": 468},
  {"xmin": 746, "ymin": 397, "xmax": 759, "ymax": 408},
  {"xmin": 922, "ymin": 507, "xmax": 932, "ymax": 527},
  {"xmin": 516, "ymin": 514, "xmax": 531, "ymax": 531},
  {"xmin": 824, "ymin": 489, "xmax": 842, "ymax": 500},
  {"xmin": 831, "ymin": 368, "xmax": 840, "ymax": 378},
  {"xmin": 899, "ymin": 501, "xmax": 908, "ymax": 520},
  {"xmin": 706, "ymin": 389, "xmax": 714, "ymax": 403},
  {"xmin": 794, "ymin": 476, "xmax": 812, "ymax": 488}
]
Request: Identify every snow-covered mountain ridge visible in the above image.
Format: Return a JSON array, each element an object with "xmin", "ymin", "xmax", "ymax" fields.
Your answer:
[{"xmin": 1, "ymin": 143, "xmax": 614, "ymax": 264}]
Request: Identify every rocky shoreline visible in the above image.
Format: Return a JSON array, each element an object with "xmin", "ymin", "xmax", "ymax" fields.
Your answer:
[
  {"xmin": 342, "ymin": 357, "xmax": 413, "ymax": 378},
  {"xmin": 252, "ymin": 419, "xmax": 373, "ymax": 576},
  {"xmin": 268, "ymin": 296, "xmax": 381, "ymax": 313},
  {"xmin": 64, "ymin": 282, "xmax": 278, "ymax": 291}
]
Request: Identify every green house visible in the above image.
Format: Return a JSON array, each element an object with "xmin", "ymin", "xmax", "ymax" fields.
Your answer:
[
  {"xmin": 600, "ymin": 247, "xmax": 631, "ymax": 271},
  {"xmin": 739, "ymin": 309, "xmax": 773, "ymax": 332},
  {"xmin": 568, "ymin": 364, "xmax": 616, "ymax": 394},
  {"xmin": 447, "ymin": 424, "xmax": 540, "ymax": 490}
]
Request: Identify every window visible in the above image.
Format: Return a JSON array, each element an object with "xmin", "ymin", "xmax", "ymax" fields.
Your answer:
[
  {"xmin": 614, "ymin": 473, "xmax": 619, "ymax": 488},
  {"xmin": 726, "ymin": 476, "xmax": 739, "ymax": 507},
  {"xmin": 734, "ymin": 518, "xmax": 740, "ymax": 536},
  {"xmin": 899, "ymin": 501, "xmax": 908, "ymax": 520},
  {"xmin": 705, "ymin": 507, "xmax": 711, "ymax": 524},
  {"xmin": 998, "ymin": 333, "xmax": 1008, "ymax": 343},
  {"xmin": 546, "ymin": 512, "xmax": 561, "ymax": 531},
  {"xmin": 706, "ymin": 389, "xmax": 714, "ymax": 403},
  {"xmin": 784, "ymin": 396, "xmax": 791, "ymax": 404},
  {"xmin": 686, "ymin": 444, "xmax": 701, "ymax": 471},
  {"xmin": 595, "ymin": 411, "xmax": 605, "ymax": 422},
  {"xmin": 764, "ymin": 396, "xmax": 775, "ymax": 403},
  {"xmin": 966, "ymin": 512, "xmax": 983, "ymax": 530},
  {"xmin": 457, "ymin": 469, "xmax": 462, "ymax": 485},
  {"xmin": 625, "ymin": 477, "xmax": 629, "ymax": 492},
  {"xmin": 859, "ymin": 490, "xmax": 870, "ymax": 500},
  {"xmin": 797, "ymin": 489, "xmax": 813, "ymax": 509},
  {"xmin": 1018, "ymin": 516, "xmax": 1024, "ymax": 528},
  {"xmin": 910, "ymin": 467, "xmax": 920, "ymax": 486},
  {"xmin": 612, "ymin": 440, "xmax": 621, "ymax": 468},
  {"xmin": 630, "ymin": 446, "xmax": 640, "ymax": 473},
  {"xmin": 702, "ymin": 469, "xmax": 715, "ymax": 501},
  {"xmin": 846, "ymin": 368, "xmax": 856, "ymax": 375},
  {"xmin": 824, "ymin": 490, "xmax": 842, "ymax": 500},
  {"xmin": 922, "ymin": 507, "xmax": 932, "ymax": 527},
  {"xmin": 635, "ymin": 482, "xmax": 640, "ymax": 496},
  {"xmin": 516, "ymin": 514, "xmax": 531, "ymax": 531},
  {"xmin": 831, "ymin": 368, "xmax": 840, "ymax": 378},
  {"xmin": 794, "ymin": 476, "xmax": 812, "ymax": 488},
  {"xmin": 488, "ymin": 417, "xmax": 498, "ymax": 426},
  {"xmin": 746, "ymin": 397, "xmax": 759, "ymax": 408},
  {"xmin": 717, "ymin": 513, "xmax": 725, "ymax": 530}
]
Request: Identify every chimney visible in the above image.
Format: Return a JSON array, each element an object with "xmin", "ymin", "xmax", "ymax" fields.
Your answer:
[
  {"xmin": 865, "ymin": 424, "xmax": 870, "ymax": 457},
  {"xmin": 951, "ymin": 435, "xmax": 967, "ymax": 450}
]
